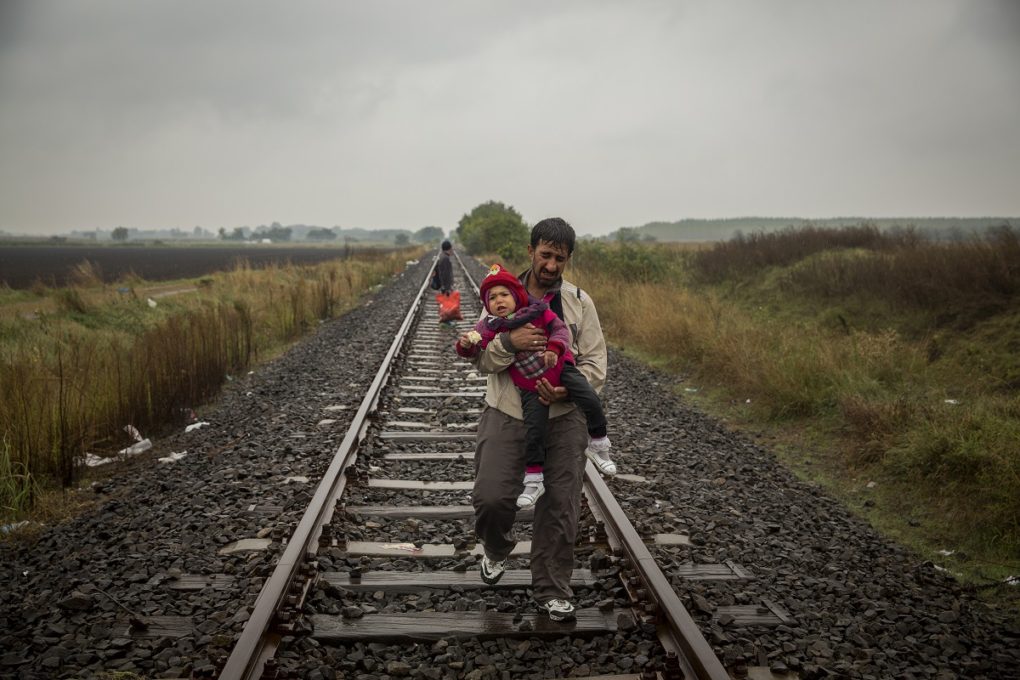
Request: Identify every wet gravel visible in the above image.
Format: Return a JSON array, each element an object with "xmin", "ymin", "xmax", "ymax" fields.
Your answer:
[{"xmin": 1, "ymin": 254, "xmax": 1018, "ymax": 680}]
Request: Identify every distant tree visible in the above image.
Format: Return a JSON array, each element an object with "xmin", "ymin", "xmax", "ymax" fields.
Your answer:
[
  {"xmin": 413, "ymin": 226, "xmax": 444, "ymax": 243},
  {"xmin": 456, "ymin": 201, "xmax": 528, "ymax": 260},
  {"xmin": 615, "ymin": 227, "xmax": 640, "ymax": 242},
  {"xmin": 111, "ymin": 227, "xmax": 129, "ymax": 242},
  {"xmin": 395, "ymin": 233, "xmax": 410, "ymax": 246},
  {"xmin": 306, "ymin": 227, "xmax": 337, "ymax": 241},
  {"xmin": 255, "ymin": 223, "xmax": 292, "ymax": 242},
  {"xmin": 224, "ymin": 227, "xmax": 247, "ymax": 241},
  {"xmin": 218, "ymin": 227, "xmax": 226, "ymax": 239}
]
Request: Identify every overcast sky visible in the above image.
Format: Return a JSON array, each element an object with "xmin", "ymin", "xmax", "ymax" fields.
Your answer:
[{"xmin": 1, "ymin": 1, "xmax": 1018, "ymax": 236}]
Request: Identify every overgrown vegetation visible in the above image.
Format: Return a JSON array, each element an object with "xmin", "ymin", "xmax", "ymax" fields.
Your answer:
[
  {"xmin": 0, "ymin": 251, "xmax": 415, "ymax": 519},
  {"xmin": 570, "ymin": 226, "xmax": 1020, "ymax": 590}
]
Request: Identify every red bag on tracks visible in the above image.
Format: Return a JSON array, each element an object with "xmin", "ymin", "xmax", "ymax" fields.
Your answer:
[{"xmin": 436, "ymin": 291, "xmax": 463, "ymax": 322}]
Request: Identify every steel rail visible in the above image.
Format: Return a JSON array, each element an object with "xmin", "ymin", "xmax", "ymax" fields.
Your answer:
[
  {"xmin": 218, "ymin": 253, "xmax": 441, "ymax": 680},
  {"xmin": 583, "ymin": 467, "xmax": 730, "ymax": 679}
]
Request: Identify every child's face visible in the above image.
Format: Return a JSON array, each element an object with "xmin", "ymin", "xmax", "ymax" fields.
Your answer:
[{"xmin": 486, "ymin": 285, "xmax": 517, "ymax": 318}]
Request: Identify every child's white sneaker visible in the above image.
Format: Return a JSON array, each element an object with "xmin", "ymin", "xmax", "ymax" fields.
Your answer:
[
  {"xmin": 516, "ymin": 472, "xmax": 545, "ymax": 508},
  {"xmin": 585, "ymin": 437, "xmax": 617, "ymax": 477}
]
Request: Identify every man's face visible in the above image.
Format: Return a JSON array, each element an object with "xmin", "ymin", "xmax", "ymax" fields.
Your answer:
[{"xmin": 528, "ymin": 240, "xmax": 571, "ymax": 289}]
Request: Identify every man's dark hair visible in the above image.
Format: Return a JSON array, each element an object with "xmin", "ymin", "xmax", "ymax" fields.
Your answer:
[
  {"xmin": 530, "ymin": 218, "xmax": 576, "ymax": 255},
  {"xmin": 441, "ymin": 240, "xmax": 452, "ymax": 251}
]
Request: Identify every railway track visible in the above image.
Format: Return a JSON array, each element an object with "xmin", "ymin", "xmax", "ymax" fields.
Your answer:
[{"xmin": 218, "ymin": 252, "xmax": 731, "ymax": 679}]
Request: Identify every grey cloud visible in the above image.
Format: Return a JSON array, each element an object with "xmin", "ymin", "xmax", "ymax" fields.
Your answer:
[{"xmin": 0, "ymin": 0, "xmax": 1017, "ymax": 234}]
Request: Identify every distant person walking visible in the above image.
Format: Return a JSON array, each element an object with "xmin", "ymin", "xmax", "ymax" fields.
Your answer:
[{"xmin": 437, "ymin": 240, "xmax": 454, "ymax": 295}]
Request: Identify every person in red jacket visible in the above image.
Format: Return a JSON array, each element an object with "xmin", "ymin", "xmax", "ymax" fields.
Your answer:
[{"xmin": 457, "ymin": 263, "xmax": 616, "ymax": 508}]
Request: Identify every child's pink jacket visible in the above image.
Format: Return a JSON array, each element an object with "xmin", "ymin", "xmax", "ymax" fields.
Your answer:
[{"xmin": 456, "ymin": 304, "xmax": 574, "ymax": 392}]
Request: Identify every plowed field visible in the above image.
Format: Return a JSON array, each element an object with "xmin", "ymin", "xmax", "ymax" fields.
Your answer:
[{"xmin": 0, "ymin": 244, "xmax": 361, "ymax": 288}]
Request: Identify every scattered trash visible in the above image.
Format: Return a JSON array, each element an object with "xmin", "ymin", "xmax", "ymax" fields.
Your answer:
[
  {"xmin": 381, "ymin": 543, "xmax": 424, "ymax": 553},
  {"xmin": 0, "ymin": 521, "xmax": 30, "ymax": 534},
  {"xmin": 147, "ymin": 298, "xmax": 157, "ymax": 308},
  {"xmin": 219, "ymin": 539, "xmax": 272, "ymax": 555},
  {"xmin": 944, "ymin": 399, "xmax": 960, "ymax": 405},
  {"xmin": 937, "ymin": 549, "xmax": 955, "ymax": 557},
  {"xmin": 684, "ymin": 388, "xmax": 699, "ymax": 393},
  {"xmin": 1005, "ymin": 575, "xmax": 1019, "ymax": 586},
  {"xmin": 158, "ymin": 451, "xmax": 188, "ymax": 464},
  {"xmin": 124, "ymin": 424, "xmax": 143, "ymax": 442},
  {"xmin": 185, "ymin": 421, "xmax": 210, "ymax": 433},
  {"xmin": 317, "ymin": 419, "xmax": 337, "ymax": 428},
  {"xmin": 118, "ymin": 439, "xmax": 152, "ymax": 456},
  {"xmin": 866, "ymin": 481, "xmax": 877, "ymax": 489},
  {"xmin": 225, "ymin": 375, "xmax": 234, "ymax": 382},
  {"xmin": 745, "ymin": 399, "xmax": 751, "ymax": 404},
  {"xmin": 85, "ymin": 453, "xmax": 115, "ymax": 467},
  {"xmin": 247, "ymin": 371, "xmax": 254, "ymax": 375},
  {"xmin": 283, "ymin": 476, "xmax": 309, "ymax": 484},
  {"xmin": 405, "ymin": 260, "xmax": 419, "ymax": 266}
]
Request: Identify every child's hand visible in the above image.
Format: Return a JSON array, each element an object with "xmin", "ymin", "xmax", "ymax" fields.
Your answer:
[
  {"xmin": 543, "ymin": 350, "xmax": 558, "ymax": 368},
  {"xmin": 458, "ymin": 333, "xmax": 473, "ymax": 349}
]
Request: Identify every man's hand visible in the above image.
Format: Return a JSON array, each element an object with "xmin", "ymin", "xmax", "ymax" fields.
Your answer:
[
  {"xmin": 507, "ymin": 323, "xmax": 546, "ymax": 352},
  {"xmin": 536, "ymin": 377, "xmax": 568, "ymax": 405}
]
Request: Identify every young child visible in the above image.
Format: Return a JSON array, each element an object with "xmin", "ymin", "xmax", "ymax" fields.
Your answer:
[{"xmin": 456, "ymin": 264, "xmax": 616, "ymax": 509}]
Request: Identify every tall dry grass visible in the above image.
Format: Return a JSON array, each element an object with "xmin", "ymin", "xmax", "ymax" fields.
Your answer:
[
  {"xmin": 0, "ymin": 252, "xmax": 412, "ymax": 515},
  {"xmin": 570, "ymin": 233, "xmax": 1020, "ymax": 559}
]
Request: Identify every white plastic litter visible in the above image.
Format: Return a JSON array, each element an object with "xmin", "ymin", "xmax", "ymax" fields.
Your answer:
[
  {"xmin": 866, "ymin": 481, "xmax": 877, "ymax": 489},
  {"xmin": 944, "ymin": 399, "xmax": 960, "ymax": 405},
  {"xmin": 123, "ymin": 424, "xmax": 143, "ymax": 442},
  {"xmin": 85, "ymin": 453, "xmax": 115, "ymax": 467},
  {"xmin": 937, "ymin": 549, "xmax": 955, "ymax": 556},
  {"xmin": 185, "ymin": 421, "xmax": 210, "ymax": 433},
  {"xmin": 147, "ymin": 298, "xmax": 157, "ymax": 308},
  {"xmin": 283, "ymin": 476, "xmax": 310, "ymax": 484},
  {"xmin": 1005, "ymin": 575, "xmax": 1019, "ymax": 586},
  {"xmin": 684, "ymin": 388, "xmax": 699, "ymax": 393},
  {"xmin": 1, "ymin": 521, "xmax": 29, "ymax": 534},
  {"xmin": 118, "ymin": 439, "xmax": 152, "ymax": 456},
  {"xmin": 381, "ymin": 543, "xmax": 423, "ymax": 553},
  {"xmin": 158, "ymin": 451, "xmax": 188, "ymax": 464}
]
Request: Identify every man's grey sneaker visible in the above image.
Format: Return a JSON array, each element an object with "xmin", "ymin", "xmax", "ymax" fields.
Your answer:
[
  {"xmin": 584, "ymin": 436, "xmax": 617, "ymax": 477},
  {"xmin": 480, "ymin": 555, "xmax": 507, "ymax": 585},
  {"xmin": 516, "ymin": 473, "xmax": 545, "ymax": 509},
  {"xmin": 540, "ymin": 598, "xmax": 576, "ymax": 622}
]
